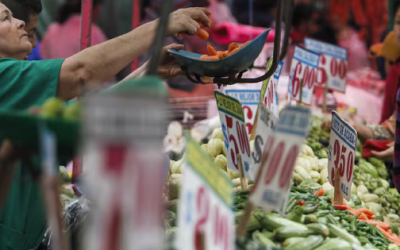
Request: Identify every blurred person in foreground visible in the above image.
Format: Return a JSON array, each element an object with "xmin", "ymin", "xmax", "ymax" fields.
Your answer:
[
  {"xmin": 40, "ymin": 0, "xmax": 106, "ymax": 59},
  {"xmin": 2, "ymin": 0, "xmax": 42, "ymax": 60},
  {"xmin": 0, "ymin": 4, "xmax": 211, "ymax": 249}
]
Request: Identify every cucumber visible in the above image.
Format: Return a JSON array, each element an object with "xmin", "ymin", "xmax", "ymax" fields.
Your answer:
[
  {"xmin": 282, "ymin": 237, "xmax": 304, "ymax": 248},
  {"xmin": 328, "ymin": 224, "xmax": 361, "ymax": 245},
  {"xmin": 314, "ymin": 238, "xmax": 352, "ymax": 250},
  {"xmin": 273, "ymin": 227, "xmax": 312, "ymax": 241},
  {"xmin": 260, "ymin": 214, "xmax": 308, "ymax": 231},
  {"xmin": 306, "ymin": 223, "xmax": 330, "ymax": 237},
  {"xmin": 288, "ymin": 235, "xmax": 324, "ymax": 250}
]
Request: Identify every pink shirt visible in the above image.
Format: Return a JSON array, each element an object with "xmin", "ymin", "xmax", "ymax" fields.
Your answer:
[{"xmin": 40, "ymin": 15, "xmax": 107, "ymax": 59}]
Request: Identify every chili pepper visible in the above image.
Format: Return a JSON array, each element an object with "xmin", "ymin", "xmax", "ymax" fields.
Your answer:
[
  {"xmin": 299, "ymin": 200, "xmax": 306, "ymax": 206},
  {"xmin": 304, "ymin": 204, "xmax": 319, "ymax": 214},
  {"xmin": 332, "ymin": 204, "xmax": 347, "ymax": 210}
]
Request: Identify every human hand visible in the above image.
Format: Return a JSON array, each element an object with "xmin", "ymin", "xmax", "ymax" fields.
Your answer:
[
  {"xmin": 158, "ymin": 43, "xmax": 184, "ymax": 79},
  {"xmin": 371, "ymin": 142, "xmax": 394, "ymax": 161},
  {"xmin": 167, "ymin": 7, "xmax": 211, "ymax": 37}
]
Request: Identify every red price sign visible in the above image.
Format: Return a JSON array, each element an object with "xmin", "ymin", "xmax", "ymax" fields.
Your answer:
[
  {"xmin": 328, "ymin": 111, "xmax": 357, "ymax": 201},
  {"xmin": 288, "ymin": 46, "xmax": 320, "ymax": 105},
  {"xmin": 251, "ymin": 106, "xmax": 311, "ymax": 212},
  {"xmin": 215, "ymin": 91, "xmax": 252, "ymax": 178},
  {"xmin": 178, "ymin": 137, "xmax": 234, "ymax": 250},
  {"xmin": 305, "ymin": 38, "xmax": 348, "ymax": 92}
]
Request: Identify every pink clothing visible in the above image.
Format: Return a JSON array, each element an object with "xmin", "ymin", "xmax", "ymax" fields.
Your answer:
[
  {"xmin": 207, "ymin": 0, "xmax": 237, "ymax": 25},
  {"xmin": 40, "ymin": 15, "xmax": 107, "ymax": 59},
  {"xmin": 337, "ymin": 27, "xmax": 370, "ymax": 71}
]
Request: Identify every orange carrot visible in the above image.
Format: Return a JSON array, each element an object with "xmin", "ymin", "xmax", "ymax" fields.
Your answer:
[
  {"xmin": 197, "ymin": 28, "xmax": 209, "ymax": 40},
  {"xmin": 240, "ymin": 40, "xmax": 251, "ymax": 48},
  {"xmin": 177, "ymin": 32, "xmax": 185, "ymax": 38},
  {"xmin": 207, "ymin": 43, "xmax": 217, "ymax": 56},
  {"xmin": 354, "ymin": 208, "xmax": 374, "ymax": 216},
  {"xmin": 376, "ymin": 226, "xmax": 400, "ymax": 244},
  {"xmin": 365, "ymin": 220, "xmax": 391, "ymax": 231},
  {"xmin": 228, "ymin": 42, "xmax": 239, "ymax": 53},
  {"xmin": 314, "ymin": 189, "xmax": 324, "ymax": 197},
  {"xmin": 217, "ymin": 51, "xmax": 227, "ymax": 59},
  {"xmin": 357, "ymin": 213, "xmax": 368, "ymax": 220},
  {"xmin": 228, "ymin": 47, "xmax": 240, "ymax": 56},
  {"xmin": 199, "ymin": 55, "xmax": 209, "ymax": 59},
  {"xmin": 199, "ymin": 55, "xmax": 219, "ymax": 61}
]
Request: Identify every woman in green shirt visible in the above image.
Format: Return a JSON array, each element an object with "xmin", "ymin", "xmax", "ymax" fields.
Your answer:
[{"xmin": 0, "ymin": 3, "xmax": 211, "ymax": 249}]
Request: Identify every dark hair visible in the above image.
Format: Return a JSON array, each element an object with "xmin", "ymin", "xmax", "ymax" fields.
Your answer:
[
  {"xmin": 394, "ymin": 0, "xmax": 400, "ymax": 17},
  {"xmin": 57, "ymin": 0, "xmax": 103, "ymax": 24},
  {"xmin": 2, "ymin": 0, "xmax": 42, "ymax": 23},
  {"xmin": 292, "ymin": 3, "xmax": 312, "ymax": 28}
]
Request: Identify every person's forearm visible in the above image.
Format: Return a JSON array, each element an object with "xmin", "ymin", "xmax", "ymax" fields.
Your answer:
[{"xmin": 69, "ymin": 21, "xmax": 157, "ymax": 84}]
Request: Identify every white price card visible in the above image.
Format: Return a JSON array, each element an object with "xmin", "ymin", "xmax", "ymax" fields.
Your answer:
[
  {"xmin": 304, "ymin": 38, "xmax": 348, "ymax": 92},
  {"xmin": 215, "ymin": 90, "xmax": 252, "ymax": 179},
  {"xmin": 250, "ymin": 106, "xmax": 311, "ymax": 212},
  {"xmin": 83, "ymin": 91, "xmax": 166, "ymax": 250},
  {"xmin": 288, "ymin": 46, "xmax": 320, "ymax": 105},
  {"xmin": 177, "ymin": 137, "xmax": 234, "ymax": 250},
  {"xmin": 225, "ymin": 89, "xmax": 260, "ymax": 134},
  {"xmin": 249, "ymin": 105, "xmax": 278, "ymax": 180},
  {"xmin": 263, "ymin": 61, "xmax": 284, "ymax": 117},
  {"xmin": 327, "ymin": 111, "xmax": 357, "ymax": 201}
]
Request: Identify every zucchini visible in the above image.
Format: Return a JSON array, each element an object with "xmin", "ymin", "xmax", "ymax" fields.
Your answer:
[
  {"xmin": 252, "ymin": 230, "xmax": 276, "ymax": 247},
  {"xmin": 314, "ymin": 238, "xmax": 352, "ymax": 250},
  {"xmin": 287, "ymin": 205, "xmax": 305, "ymax": 223},
  {"xmin": 273, "ymin": 227, "xmax": 312, "ymax": 241},
  {"xmin": 328, "ymin": 224, "xmax": 361, "ymax": 245},
  {"xmin": 304, "ymin": 214, "xmax": 317, "ymax": 224},
  {"xmin": 282, "ymin": 237, "xmax": 304, "ymax": 248},
  {"xmin": 288, "ymin": 235, "xmax": 324, "ymax": 250},
  {"xmin": 306, "ymin": 223, "xmax": 330, "ymax": 237},
  {"xmin": 260, "ymin": 214, "xmax": 308, "ymax": 231}
]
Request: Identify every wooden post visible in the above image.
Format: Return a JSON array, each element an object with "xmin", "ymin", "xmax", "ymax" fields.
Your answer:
[
  {"xmin": 298, "ymin": 79, "xmax": 304, "ymax": 105},
  {"xmin": 236, "ymin": 202, "xmax": 254, "ymax": 237},
  {"xmin": 322, "ymin": 82, "xmax": 328, "ymax": 113},
  {"xmin": 198, "ymin": 231, "xmax": 206, "ymax": 250},
  {"xmin": 237, "ymin": 154, "xmax": 248, "ymax": 190},
  {"xmin": 334, "ymin": 168, "xmax": 343, "ymax": 205}
]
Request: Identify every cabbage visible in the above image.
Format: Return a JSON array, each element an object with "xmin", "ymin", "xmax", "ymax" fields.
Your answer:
[
  {"xmin": 211, "ymin": 127, "xmax": 224, "ymax": 140},
  {"xmin": 232, "ymin": 178, "xmax": 241, "ymax": 187},
  {"xmin": 365, "ymin": 202, "xmax": 382, "ymax": 213},
  {"xmin": 357, "ymin": 185, "xmax": 369, "ymax": 197},
  {"xmin": 351, "ymin": 183, "xmax": 357, "ymax": 194},
  {"xmin": 318, "ymin": 159, "xmax": 328, "ymax": 172},
  {"xmin": 319, "ymin": 168, "xmax": 328, "ymax": 184},
  {"xmin": 322, "ymin": 182, "xmax": 334, "ymax": 192},
  {"xmin": 228, "ymin": 168, "xmax": 240, "ymax": 179},
  {"xmin": 303, "ymin": 155, "xmax": 319, "ymax": 171},
  {"xmin": 362, "ymin": 194, "xmax": 380, "ymax": 203},
  {"xmin": 294, "ymin": 165, "xmax": 311, "ymax": 181},
  {"xmin": 310, "ymin": 171, "xmax": 321, "ymax": 182},
  {"xmin": 296, "ymin": 157, "xmax": 311, "ymax": 173},
  {"xmin": 208, "ymin": 138, "xmax": 224, "ymax": 157},
  {"xmin": 301, "ymin": 144, "xmax": 314, "ymax": 157},
  {"xmin": 214, "ymin": 154, "xmax": 228, "ymax": 171}
]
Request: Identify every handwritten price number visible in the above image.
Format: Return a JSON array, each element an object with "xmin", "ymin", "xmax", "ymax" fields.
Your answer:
[
  {"xmin": 264, "ymin": 80, "xmax": 274, "ymax": 110},
  {"xmin": 243, "ymin": 106, "xmax": 253, "ymax": 134},
  {"xmin": 330, "ymin": 139, "xmax": 354, "ymax": 182},
  {"xmin": 225, "ymin": 115, "xmax": 251, "ymax": 170},
  {"xmin": 292, "ymin": 62, "xmax": 316, "ymax": 98},
  {"xmin": 194, "ymin": 187, "xmax": 229, "ymax": 250},
  {"xmin": 253, "ymin": 136, "xmax": 299, "ymax": 190},
  {"xmin": 315, "ymin": 55, "xmax": 347, "ymax": 86}
]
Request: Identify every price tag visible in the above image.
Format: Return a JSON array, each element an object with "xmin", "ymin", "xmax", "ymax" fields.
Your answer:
[
  {"xmin": 225, "ymin": 89, "xmax": 260, "ymax": 134},
  {"xmin": 263, "ymin": 61, "xmax": 284, "ymax": 117},
  {"xmin": 83, "ymin": 81, "xmax": 166, "ymax": 250},
  {"xmin": 304, "ymin": 38, "xmax": 348, "ymax": 92},
  {"xmin": 177, "ymin": 137, "xmax": 234, "ymax": 250},
  {"xmin": 249, "ymin": 105, "xmax": 278, "ymax": 180},
  {"xmin": 327, "ymin": 111, "xmax": 357, "ymax": 201},
  {"xmin": 250, "ymin": 106, "xmax": 311, "ymax": 212},
  {"xmin": 215, "ymin": 90, "xmax": 252, "ymax": 179},
  {"xmin": 288, "ymin": 46, "xmax": 320, "ymax": 105}
]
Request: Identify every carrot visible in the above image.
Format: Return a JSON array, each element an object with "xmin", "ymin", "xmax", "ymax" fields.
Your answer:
[
  {"xmin": 207, "ymin": 43, "xmax": 217, "ymax": 56},
  {"xmin": 228, "ymin": 47, "xmax": 240, "ymax": 56},
  {"xmin": 199, "ymin": 55, "xmax": 209, "ymax": 59},
  {"xmin": 376, "ymin": 226, "xmax": 400, "ymax": 244},
  {"xmin": 228, "ymin": 42, "xmax": 239, "ymax": 52},
  {"xmin": 240, "ymin": 40, "xmax": 251, "ymax": 48},
  {"xmin": 177, "ymin": 32, "xmax": 185, "ymax": 38},
  {"xmin": 357, "ymin": 213, "xmax": 368, "ymax": 220},
  {"xmin": 354, "ymin": 208, "xmax": 374, "ymax": 216},
  {"xmin": 217, "ymin": 51, "xmax": 227, "ymax": 59},
  {"xmin": 199, "ymin": 55, "xmax": 219, "ymax": 61},
  {"xmin": 314, "ymin": 189, "xmax": 324, "ymax": 197},
  {"xmin": 197, "ymin": 28, "xmax": 209, "ymax": 40}
]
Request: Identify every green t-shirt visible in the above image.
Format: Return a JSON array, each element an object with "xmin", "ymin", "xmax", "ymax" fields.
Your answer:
[{"xmin": 0, "ymin": 58, "xmax": 64, "ymax": 250}]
